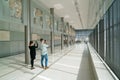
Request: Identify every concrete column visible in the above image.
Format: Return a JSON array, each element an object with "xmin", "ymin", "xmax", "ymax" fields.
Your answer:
[
  {"xmin": 24, "ymin": 0, "xmax": 31, "ymax": 64},
  {"xmin": 70, "ymin": 25, "xmax": 72, "ymax": 45},
  {"xmin": 66, "ymin": 22, "xmax": 69, "ymax": 47},
  {"xmin": 25, "ymin": 25, "xmax": 30, "ymax": 64},
  {"xmin": 28, "ymin": 0, "xmax": 32, "ymax": 40},
  {"xmin": 61, "ymin": 17, "xmax": 64, "ymax": 50},
  {"xmin": 50, "ymin": 8, "xmax": 54, "ymax": 54}
]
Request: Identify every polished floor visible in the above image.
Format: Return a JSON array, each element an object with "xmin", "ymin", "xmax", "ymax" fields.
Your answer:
[{"xmin": 0, "ymin": 43, "xmax": 93, "ymax": 80}]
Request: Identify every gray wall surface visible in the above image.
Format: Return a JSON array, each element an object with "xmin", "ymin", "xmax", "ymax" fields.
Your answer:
[{"xmin": 0, "ymin": 0, "xmax": 75, "ymax": 57}]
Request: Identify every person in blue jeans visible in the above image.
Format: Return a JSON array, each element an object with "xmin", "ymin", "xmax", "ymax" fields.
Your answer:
[{"xmin": 40, "ymin": 38, "xmax": 49, "ymax": 69}]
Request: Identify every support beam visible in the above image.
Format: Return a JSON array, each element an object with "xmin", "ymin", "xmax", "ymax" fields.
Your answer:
[
  {"xmin": 50, "ymin": 8, "xmax": 54, "ymax": 54},
  {"xmin": 61, "ymin": 17, "xmax": 64, "ymax": 50}
]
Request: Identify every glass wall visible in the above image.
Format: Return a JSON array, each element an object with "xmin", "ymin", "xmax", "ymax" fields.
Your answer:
[
  {"xmin": 89, "ymin": 0, "xmax": 120, "ymax": 78},
  {"xmin": 75, "ymin": 29, "xmax": 92, "ymax": 43}
]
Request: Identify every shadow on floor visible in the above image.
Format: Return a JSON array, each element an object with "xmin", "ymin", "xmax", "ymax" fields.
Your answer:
[{"xmin": 77, "ymin": 44, "xmax": 95, "ymax": 80}]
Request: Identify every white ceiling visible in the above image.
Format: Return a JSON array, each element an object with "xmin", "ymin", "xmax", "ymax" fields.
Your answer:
[{"xmin": 38, "ymin": 0, "xmax": 90, "ymax": 30}]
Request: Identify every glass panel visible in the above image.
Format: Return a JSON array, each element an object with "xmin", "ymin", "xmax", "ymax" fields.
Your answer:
[
  {"xmin": 113, "ymin": 1, "xmax": 117, "ymax": 25},
  {"xmin": 109, "ymin": 6, "xmax": 113, "ymax": 27}
]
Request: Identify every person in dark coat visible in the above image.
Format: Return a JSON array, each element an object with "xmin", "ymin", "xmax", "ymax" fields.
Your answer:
[{"xmin": 29, "ymin": 41, "xmax": 38, "ymax": 70}]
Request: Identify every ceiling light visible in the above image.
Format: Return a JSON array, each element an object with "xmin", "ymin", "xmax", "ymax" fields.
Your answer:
[{"xmin": 54, "ymin": 4, "xmax": 64, "ymax": 10}]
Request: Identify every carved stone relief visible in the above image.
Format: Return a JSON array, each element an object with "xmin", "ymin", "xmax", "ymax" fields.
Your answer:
[
  {"xmin": 9, "ymin": 0, "xmax": 22, "ymax": 19},
  {"xmin": 46, "ymin": 15, "xmax": 51, "ymax": 28},
  {"xmin": 35, "ymin": 8, "xmax": 42, "ymax": 17},
  {"xmin": 40, "ymin": 17, "xmax": 43, "ymax": 28},
  {"xmin": 33, "ymin": 8, "xmax": 43, "ymax": 26}
]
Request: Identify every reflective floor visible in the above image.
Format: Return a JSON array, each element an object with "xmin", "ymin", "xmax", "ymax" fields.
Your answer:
[{"xmin": 0, "ymin": 43, "xmax": 93, "ymax": 80}]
